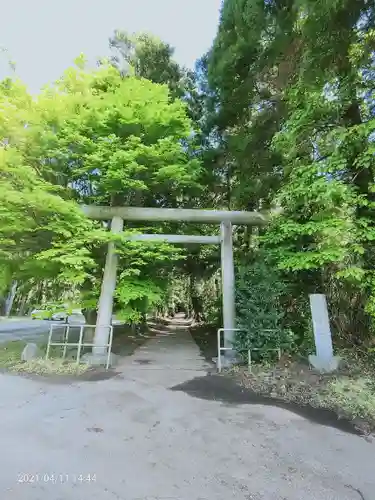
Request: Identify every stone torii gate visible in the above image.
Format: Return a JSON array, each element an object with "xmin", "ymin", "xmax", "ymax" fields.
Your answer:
[{"xmin": 83, "ymin": 206, "xmax": 267, "ymax": 361}]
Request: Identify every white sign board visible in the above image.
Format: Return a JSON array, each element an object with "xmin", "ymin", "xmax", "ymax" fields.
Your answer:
[{"xmin": 308, "ymin": 294, "xmax": 339, "ymax": 372}]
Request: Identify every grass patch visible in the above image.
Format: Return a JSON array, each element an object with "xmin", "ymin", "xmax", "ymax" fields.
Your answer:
[
  {"xmin": 11, "ymin": 358, "xmax": 89, "ymax": 376},
  {"xmin": 318, "ymin": 376, "xmax": 375, "ymax": 422},
  {"xmin": 0, "ymin": 340, "xmax": 89, "ymax": 376},
  {"xmin": 0, "ymin": 341, "xmax": 25, "ymax": 367}
]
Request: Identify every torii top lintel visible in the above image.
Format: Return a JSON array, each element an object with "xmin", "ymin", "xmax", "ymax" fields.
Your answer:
[{"xmin": 82, "ymin": 206, "xmax": 267, "ymax": 226}]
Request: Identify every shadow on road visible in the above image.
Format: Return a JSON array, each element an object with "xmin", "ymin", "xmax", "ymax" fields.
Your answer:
[{"xmin": 171, "ymin": 374, "xmax": 361, "ymax": 436}]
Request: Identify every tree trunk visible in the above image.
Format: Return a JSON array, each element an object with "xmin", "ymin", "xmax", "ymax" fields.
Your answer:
[
  {"xmin": 18, "ymin": 294, "xmax": 27, "ymax": 316},
  {"xmin": 82, "ymin": 308, "xmax": 98, "ymax": 342},
  {"xmin": 4, "ymin": 281, "xmax": 18, "ymax": 317},
  {"xmin": 190, "ymin": 275, "xmax": 204, "ymax": 323}
]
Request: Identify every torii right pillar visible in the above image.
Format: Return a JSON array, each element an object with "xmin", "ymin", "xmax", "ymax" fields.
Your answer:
[{"xmin": 220, "ymin": 221, "xmax": 236, "ymax": 359}]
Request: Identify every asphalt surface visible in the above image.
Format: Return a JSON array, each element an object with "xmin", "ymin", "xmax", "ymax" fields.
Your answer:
[
  {"xmin": 0, "ymin": 319, "xmax": 54, "ymax": 343},
  {"xmin": 0, "ymin": 319, "xmax": 374, "ymax": 499},
  {"xmin": 0, "ymin": 316, "xmax": 86, "ymax": 344}
]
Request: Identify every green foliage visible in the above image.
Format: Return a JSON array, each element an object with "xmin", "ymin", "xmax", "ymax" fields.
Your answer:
[
  {"xmin": 115, "ymin": 237, "xmax": 185, "ymax": 322},
  {"xmin": 115, "ymin": 277, "xmax": 165, "ymax": 323},
  {"xmin": 0, "ymin": 81, "xmax": 101, "ymax": 289},
  {"xmin": 235, "ymin": 260, "xmax": 295, "ymax": 356},
  {"xmin": 3, "ymin": 9, "xmax": 375, "ymax": 343},
  {"xmin": 206, "ymin": 0, "xmax": 375, "ymax": 343},
  {"xmin": 0, "ymin": 264, "xmax": 11, "ymax": 296},
  {"xmin": 43, "ymin": 64, "xmax": 201, "ymax": 206},
  {"xmin": 108, "ymin": 30, "xmax": 204, "ymax": 125},
  {"xmin": 0, "ymin": 56, "xmax": 202, "ymax": 319},
  {"xmin": 109, "ymin": 31, "xmax": 184, "ymax": 98},
  {"xmin": 262, "ymin": 161, "xmax": 360, "ymax": 272}
]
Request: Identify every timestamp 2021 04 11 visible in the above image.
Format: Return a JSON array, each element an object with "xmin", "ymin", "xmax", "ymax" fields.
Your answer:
[{"xmin": 17, "ymin": 473, "xmax": 97, "ymax": 484}]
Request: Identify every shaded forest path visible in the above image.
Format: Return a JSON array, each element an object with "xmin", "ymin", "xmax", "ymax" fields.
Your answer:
[{"xmin": 116, "ymin": 314, "xmax": 214, "ymax": 386}]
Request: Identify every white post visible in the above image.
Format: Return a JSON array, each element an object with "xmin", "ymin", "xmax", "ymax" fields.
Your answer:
[
  {"xmin": 308, "ymin": 294, "xmax": 340, "ymax": 372},
  {"xmin": 220, "ymin": 222, "xmax": 236, "ymax": 355},
  {"xmin": 93, "ymin": 216, "xmax": 124, "ymax": 355}
]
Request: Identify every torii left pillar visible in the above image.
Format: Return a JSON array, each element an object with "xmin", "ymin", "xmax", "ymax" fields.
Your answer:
[{"xmin": 93, "ymin": 215, "xmax": 123, "ymax": 356}]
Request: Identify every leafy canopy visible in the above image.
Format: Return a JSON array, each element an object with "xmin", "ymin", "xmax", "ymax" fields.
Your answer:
[{"xmin": 0, "ymin": 59, "xmax": 202, "ymax": 318}]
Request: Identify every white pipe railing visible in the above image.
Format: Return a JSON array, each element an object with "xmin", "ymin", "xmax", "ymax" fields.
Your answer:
[
  {"xmin": 217, "ymin": 328, "xmax": 282, "ymax": 373},
  {"xmin": 46, "ymin": 323, "xmax": 114, "ymax": 370}
]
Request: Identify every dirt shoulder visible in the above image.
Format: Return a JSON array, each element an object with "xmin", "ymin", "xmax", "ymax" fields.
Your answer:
[
  {"xmin": 228, "ymin": 354, "xmax": 375, "ymax": 437},
  {"xmin": 189, "ymin": 324, "xmax": 375, "ymax": 437}
]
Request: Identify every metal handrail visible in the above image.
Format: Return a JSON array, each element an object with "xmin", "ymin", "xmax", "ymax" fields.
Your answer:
[
  {"xmin": 217, "ymin": 328, "xmax": 242, "ymax": 373},
  {"xmin": 46, "ymin": 323, "xmax": 114, "ymax": 370},
  {"xmin": 217, "ymin": 328, "xmax": 282, "ymax": 373}
]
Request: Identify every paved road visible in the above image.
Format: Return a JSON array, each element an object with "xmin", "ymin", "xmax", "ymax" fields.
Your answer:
[
  {"xmin": 0, "ymin": 316, "xmax": 85, "ymax": 344},
  {"xmin": 0, "ymin": 315, "xmax": 125, "ymax": 344},
  {"xmin": 0, "ymin": 319, "xmax": 53, "ymax": 343},
  {"xmin": 0, "ymin": 321, "xmax": 374, "ymax": 500}
]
